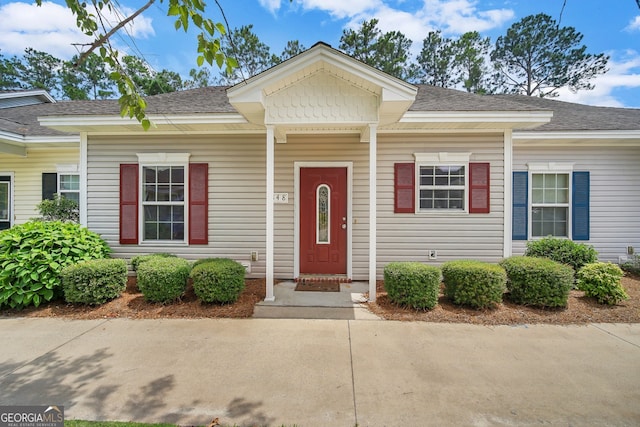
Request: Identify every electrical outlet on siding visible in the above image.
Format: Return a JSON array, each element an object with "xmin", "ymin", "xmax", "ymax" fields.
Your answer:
[{"xmin": 428, "ymin": 250, "xmax": 438, "ymax": 260}]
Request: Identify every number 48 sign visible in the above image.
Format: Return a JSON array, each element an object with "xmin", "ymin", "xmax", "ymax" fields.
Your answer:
[{"xmin": 273, "ymin": 193, "xmax": 289, "ymax": 203}]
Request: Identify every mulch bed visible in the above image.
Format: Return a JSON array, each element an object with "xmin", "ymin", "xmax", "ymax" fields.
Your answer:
[
  {"xmin": 1, "ymin": 274, "xmax": 639, "ymax": 325},
  {"xmin": 367, "ymin": 274, "xmax": 640, "ymax": 325}
]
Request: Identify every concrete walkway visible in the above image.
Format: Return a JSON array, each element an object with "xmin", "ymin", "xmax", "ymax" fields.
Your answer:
[{"xmin": 0, "ymin": 318, "xmax": 639, "ymax": 427}]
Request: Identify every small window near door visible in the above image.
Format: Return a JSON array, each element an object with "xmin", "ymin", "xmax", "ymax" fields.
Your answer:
[
  {"xmin": 59, "ymin": 174, "xmax": 80, "ymax": 204},
  {"xmin": 316, "ymin": 184, "xmax": 330, "ymax": 244}
]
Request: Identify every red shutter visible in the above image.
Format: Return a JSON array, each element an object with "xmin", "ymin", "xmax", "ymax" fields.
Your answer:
[
  {"xmin": 119, "ymin": 164, "xmax": 138, "ymax": 244},
  {"xmin": 469, "ymin": 162, "xmax": 490, "ymax": 214},
  {"xmin": 394, "ymin": 163, "xmax": 415, "ymax": 213},
  {"xmin": 189, "ymin": 163, "xmax": 208, "ymax": 244}
]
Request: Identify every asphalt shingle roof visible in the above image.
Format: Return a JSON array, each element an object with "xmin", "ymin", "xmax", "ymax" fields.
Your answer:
[{"xmin": 1, "ymin": 85, "xmax": 639, "ymax": 139}]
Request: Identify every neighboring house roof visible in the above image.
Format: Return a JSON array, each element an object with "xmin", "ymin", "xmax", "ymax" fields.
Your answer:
[{"xmin": 0, "ymin": 89, "xmax": 56, "ymax": 109}]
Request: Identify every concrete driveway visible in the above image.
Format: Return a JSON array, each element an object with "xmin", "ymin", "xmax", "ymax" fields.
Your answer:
[{"xmin": 0, "ymin": 318, "xmax": 638, "ymax": 426}]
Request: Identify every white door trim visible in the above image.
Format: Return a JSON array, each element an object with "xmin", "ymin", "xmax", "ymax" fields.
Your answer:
[{"xmin": 294, "ymin": 162, "xmax": 353, "ymax": 279}]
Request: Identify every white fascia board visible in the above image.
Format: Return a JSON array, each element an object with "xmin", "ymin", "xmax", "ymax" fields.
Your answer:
[
  {"xmin": 400, "ymin": 110, "xmax": 553, "ymax": 127},
  {"xmin": 38, "ymin": 113, "xmax": 249, "ymax": 130},
  {"xmin": 513, "ymin": 130, "xmax": 640, "ymax": 146},
  {"xmin": 0, "ymin": 130, "xmax": 78, "ymax": 144}
]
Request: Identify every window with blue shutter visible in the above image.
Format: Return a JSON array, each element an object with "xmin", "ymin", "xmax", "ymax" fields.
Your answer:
[{"xmin": 512, "ymin": 171, "xmax": 528, "ymax": 240}]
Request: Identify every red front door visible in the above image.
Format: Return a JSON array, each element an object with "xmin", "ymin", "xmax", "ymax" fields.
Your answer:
[{"xmin": 300, "ymin": 167, "xmax": 347, "ymax": 275}]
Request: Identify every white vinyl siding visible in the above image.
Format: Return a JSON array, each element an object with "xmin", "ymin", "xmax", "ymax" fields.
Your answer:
[
  {"xmin": 87, "ymin": 132, "xmax": 506, "ymax": 280},
  {"xmin": 377, "ymin": 133, "xmax": 505, "ymax": 276},
  {"xmin": 0, "ymin": 147, "xmax": 79, "ymax": 224},
  {"xmin": 87, "ymin": 135, "xmax": 267, "ymax": 277},
  {"xmin": 512, "ymin": 145, "xmax": 640, "ymax": 262}
]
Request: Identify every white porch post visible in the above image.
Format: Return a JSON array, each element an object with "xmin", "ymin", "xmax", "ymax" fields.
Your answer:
[
  {"xmin": 265, "ymin": 125, "xmax": 275, "ymax": 301},
  {"xmin": 368, "ymin": 124, "xmax": 378, "ymax": 302},
  {"xmin": 79, "ymin": 132, "xmax": 88, "ymax": 227},
  {"xmin": 503, "ymin": 129, "xmax": 513, "ymax": 258}
]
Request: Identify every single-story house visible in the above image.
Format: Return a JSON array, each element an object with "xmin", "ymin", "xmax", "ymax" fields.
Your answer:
[{"xmin": 1, "ymin": 42, "xmax": 639, "ymax": 301}]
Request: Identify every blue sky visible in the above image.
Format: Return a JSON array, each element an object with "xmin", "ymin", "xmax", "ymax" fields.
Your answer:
[{"xmin": 1, "ymin": 0, "xmax": 639, "ymax": 107}]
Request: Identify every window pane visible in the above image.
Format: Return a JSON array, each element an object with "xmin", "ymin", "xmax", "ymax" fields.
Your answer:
[
  {"xmin": 59, "ymin": 174, "xmax": 80, "ymax": 190},
  {"xmin": 532, "ymin": 207, "xmax": 568, "ymax": 237},
  {"xmin": 144, "ymin": 205, "xmax": 157, "ymax": 221},
  {"xmin": 544, "ymin": 174, "xmax": 556, "ymax": 187},
  {"xmin": 144, "ymin": 167, "xmax": 156, "ymax": 183},
  {"xmin": 144, "ymin": 222, "xmax": 157, "ymax": 240},
  {"xmin": 156, "ymin": 185, "xmax": 169, "ymax": 201},
  {"xmin": 317, "ymin": 185, "xmax": 329, "ymax": 243},
  {"xmin": 557, "ymin": 189, "xmax": 569, "ymax": 204},
  {"xmin": 544, "ymin": 189, "xmax": 556, "ymax": 203},
  {"xmin": 171, "ymin": 167, "xmax": 184, "ymax": 183},
  {"xmin": 418, "ymin": 165, "xmax": 466, "ymax": 211},
  {"xmin": 171, "ymin": 184, "xmax": 185, "ymax": 202},
  {"xmin": 420, "ymin": 166, "xmax": 434, "ymax": 186},
  {"xmin": 532, "ymin": 189, "xmax": 544, "ymax": 204},
  {"xmin": 158, "ymin": 223, "xmax": 172, "ymax": 240},
  {"xmin": 157, "ymin": 167, "xmax": 171, "ymax": 183},
  {"xmin": 61, "ymin": 192, "xmax": 80, "ymax": 204},
  {"xmin": 532, "ymin": 174, "xmax": 544, "ymax": 187}
]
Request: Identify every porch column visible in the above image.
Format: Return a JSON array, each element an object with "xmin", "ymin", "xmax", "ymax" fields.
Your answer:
[
  {"xmin": 368, "ymin": 124, "xmax": 378, "ymax": 302},
  {"xmin": 265, "ymin": 125, "xmax": 275, "ymax": 301},
  {"xmin": 503, "ymin": 129, "xmax": 513, "ymax": 258},
  {"xmin": 79, "ymin": 132, "xmax": 88, "ymax": 227}
]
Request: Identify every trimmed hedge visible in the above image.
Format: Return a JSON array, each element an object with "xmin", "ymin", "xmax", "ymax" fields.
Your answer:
[
  {"xmin": 131, "ymin": 253, "xmax": 176, "ymax": 272},
  {"xmin": 442, "ymin": 260, "xmax": 506, "ymax": 309},
  {"xmin": 190, "ymin": 258, "xmax": 246, "ymax": 303},
  {"xmin": 525, "ymin": 237, "xmax": 597, "ymax": 271},
  {"xmin": 61, "ymin": 258, "xmax": 127, "ymax": 305},
  {"xmin": 0, "ymin": 221, "xmax": 111, "ymax": 309},
  {"xmin": 500, "ymin": 256, "xmax": 574, "ymax": 308},
  {"xmin": 136, "ymin": 256, "xmax": 190, "ymax": 303},
  {"xmin": 577, "ymin": 262, "xmax": 628, "ymax": 305},
  {"xmin": 384, "ymin": 262, "xmax": 441, "ymax": 310}
]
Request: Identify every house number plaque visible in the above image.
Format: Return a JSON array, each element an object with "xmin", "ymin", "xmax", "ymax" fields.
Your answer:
[{"xmin": 273, "ymin": 193, "xmax": 289, "ymax": 203}]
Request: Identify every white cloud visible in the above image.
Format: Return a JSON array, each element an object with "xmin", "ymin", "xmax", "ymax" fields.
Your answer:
[
  {"xmin": 294, "ymin": 0, "xmax": 513, "ymax": 55},
  {"xmin": 555, "ymin": 50, "xmax": 640, "ymax": 108},
  {"xmin": 0, "ymin": 1, "xmax": 154, "ymax": 60},
  {"xmin": 626, "ymin": 15, "xmax": 640, "ymax": 32},
  {"xmin": 258, "ymin": 0, "xmax": 284, "ymax": 14},
  {"xmin": 297, "ymin": 0, "xmax": 382, "ymax": 19}
]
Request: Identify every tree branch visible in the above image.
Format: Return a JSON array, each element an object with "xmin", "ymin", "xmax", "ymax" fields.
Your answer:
[{"xmin": 75, "ymin": 0, "xmax": 156, "ymax": 67}]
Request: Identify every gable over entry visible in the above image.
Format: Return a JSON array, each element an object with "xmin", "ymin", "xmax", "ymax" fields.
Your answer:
[{"xmin": 227, "ymin": 42, "xmax": 418, "ymax": 301}]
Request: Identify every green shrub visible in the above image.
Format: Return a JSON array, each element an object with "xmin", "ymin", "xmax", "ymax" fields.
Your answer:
[
  {"xmin": 441, "ymin": 260, "xmax": 506, "ymax": 309},
  {"xmin": 525, "ymin": 237, "xmax": 597, "ymax": 271},
  {"xmin": 36, "ymin": 194, "xmax": 79, "ymax": 223},
  {"xmin": 190, "ymin": 258, "xmax": 246, "ymax": 303},
  {"xmin": 136, "ymin": 256, "xmax": 190, "ymax": 303},
  {"xmin": 621, "ymin": 254, "xmax": 640, "ymax": 276},
  {"xmin": 0, "ymin": 221, "xmax": 111, "ymax": 309},
  {"xmin": 383, "ymin": 262, "xmax": 441, "ymax": 310},
  {"xmin": 577, "ymin": 262, "xmax": 628, "ymax": 305},
  {"xmin": 500, "ymin": 256, "xmax": 574, "ymax": 308},
  {"xmin": 131, "ymin": 253, "xmax": 176, "ymax": 272},
  {"xmin": 61, "ymin": 258, "xmax": 127, "ymax": 305}
]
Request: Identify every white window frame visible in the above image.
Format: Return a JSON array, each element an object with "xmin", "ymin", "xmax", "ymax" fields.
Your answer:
[
  {"xmin": 414, "ymin": 152, "xmax": 471, "ymax": 214},
  {"xmin": 56, "ymin": 164, "xmax": 80, "ymax": 204},
  {"xmin": 137, "ymin": 153, "xmax": 191, "ymax": 245},
  {"xmin": 527, "ymin": 162, "xmax": 574, "ymax": 239}
]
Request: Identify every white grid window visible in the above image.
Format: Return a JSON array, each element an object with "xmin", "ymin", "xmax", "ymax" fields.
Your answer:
[
  {"xmin": 531, "ymin": 173, "xmax": 569, "ymax": 237},
  {"xmin": 142, "ymin": 166, "xmax": 186, "ymax": 241},
  {"xmin": 419, "ymin": 165, "xmax": 466, "ymax": 210}
]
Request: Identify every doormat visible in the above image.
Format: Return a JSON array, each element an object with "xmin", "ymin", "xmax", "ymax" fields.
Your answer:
[{"xmin": 294, "ymin": 281, "xmax": 341, "ymax": 292}]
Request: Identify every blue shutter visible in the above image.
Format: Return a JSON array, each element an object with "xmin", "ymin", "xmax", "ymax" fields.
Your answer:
[
  {"xmin": 572, "ymin": 171, "xmax": 590, "ymax": 240},
  {"xmin": 512, "ymin": 172, "xmax": 528, "ymax": 240}
]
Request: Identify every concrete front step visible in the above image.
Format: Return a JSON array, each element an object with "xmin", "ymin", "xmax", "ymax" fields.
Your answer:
[{"xmin": 253, "ymin": 305, "xmax": 381, "ymax": 320}]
